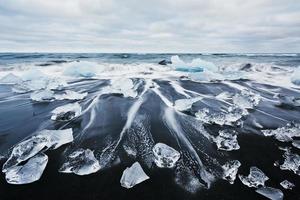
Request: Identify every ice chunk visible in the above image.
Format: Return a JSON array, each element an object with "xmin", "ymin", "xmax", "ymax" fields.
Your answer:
[
  {"xmin": 47, "ymin": 79, "xmax": 67, "ymax": 90},
  {"xmin": 101, "ymin": 78, "xmax": 138, "ymax": 98},
  {"xmin": 22, "ymin": 69, "xmax": 47, "ymax": 81},
  {"xmin": 214, "ymin": 130, "xmax": 240, "ymax": 151},
  {"xmin": 30, "ymin": 89, "xmax": 55, "ymax": 102},
  {"xmin": 59, "ymin": 148, "xmax": 100, "ymax": 175},
  {"xmin": 292, "ymin": 140, "xmax": 300, "ymax": 149},
  {"xmin": 153, "ymin": 143, "xmax": 180, "ymax": 168},
  {"xmin": 174, "ymin": 96, "xmax": 202, "ymax": 111},
  {"xmin": 55, "ymin": 90, "xmax": 87, "ymax": 100},
  {"xmin": 63, "ymin": 61, "xmax": 97, "ymax": 77},
  {"xmin": 0, "ymin": 73, "xmax": 22, "ymax": 84},
  {"xmin": 189, "ymin": 71, "xmax": 224, "ymax": 82},
  {"xmin": 171, "ymin": 55, "xmax": 218, "ymax": 72},
  {"xmin": 238, "ymin": 167, "xmax": 269, "ymax": 188},
  {"xmin": 195, "ymin": 106, "xmax": 246, "ymax": 126},
  {"xmin": 120, "ymin": 162, "xmax": 149, "ymax": 188},
  {"xmin": 40, "ymin": 129, "xmax": 73, "ymax": 149},
  {"xmin": 5, "ymin": 153, "xmax": 48, "ymax": 185},
  {"xmin": 222, "ymin": 160, "xmax": 241, "ymax": 184},
  {"xmin": 262, "ymin": 123, "xmax": 300, "ymax": 142},
  {"xmin": 280, "ymin": 150, "xmax": 300, "ymax": 175},
  {"xmin": 232, "ymin": 90, "xmax": 261, "ymax": 109},
  {"xmin": 51, "ymin": 103, "xmax": 82, "ymax": 121},
  {"xmin": 291, "ymin": 67, "xmax": 300, "ymax": 85},
  {"xmin": 255, "ymin": 187, "xmax": 284, "ymax": 200},
  {"xmin": 280, "ymin": 180, "xmax": 295, "ymax": 190}
]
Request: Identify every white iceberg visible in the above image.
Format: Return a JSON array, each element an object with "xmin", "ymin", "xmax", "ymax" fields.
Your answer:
[
  {"xmin": 55, "ymin": 90, "xmax": 87, "ymax": 100},
  {"xmin": 5, "ymin": 153, "xmax": 48, "ymax": 185},
  {"xmin": 0, "ymin": 73, "xmax": 22, "ymax": 84},
  {"xmin": 120, "ymin": 162, "xmax": 149, "ymax": 188},
  {"xmin": 30, "ymin": 89, "xmax": 55, "ymax": 102},
  {"xmin": 222, "ymin": 160, "xmax": 241, "ymax": 184},
  {"xmin": 51, "ymin": 103, "xmax": 82, "ymax": 121},
  {"xmin": 153, "ymin": 143, "xmax": 180, "ymax": 168},
  {"xmin": 174, "ymin": 96, "xmax": 202, "ymax": 111},
  {"xmin": 238, "ymin": 167, "xmax": 269, "ymax": 188},
  {"xmin": 214, "ymin": 130, "xmax": 240, "ymax": 151},
  {"xmin": 63, "ymin": 61, "xmax": 97, "ymax": 78},
  {"xmin": 59, "ymin": 148, "xmax": 101, "ymax": 175},
  {"xmin": 280, "ymin": 180, "xmax": 295, "ymax": 190},
  {"xmin": 255, "ymin": 187, "xmax": 284, "ymax": 200}
]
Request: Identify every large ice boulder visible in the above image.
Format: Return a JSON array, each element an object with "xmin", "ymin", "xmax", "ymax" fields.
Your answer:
[{"xmin": 63, "ymin": 61, "xmax": 97, "ymax": 78}]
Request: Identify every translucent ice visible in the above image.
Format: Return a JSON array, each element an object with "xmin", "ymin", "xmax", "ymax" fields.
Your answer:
[
  {"xmin": 222, "ymin": 160, "xmax": 241, "ymax": 184},
  {"xmin": 153, "ymin": 143, "xmax": 180, "ymax": 168},
  {"xmin": 51, "ymin": 103, "xmax": 82, "ymax": 121},
  {"xmin": 214, "ymin": 130, "xmax": 240, "ymax": 151},
  {"xmin": 232, "ymin": 90, "xmax": 261, "ymax": 109},
  {"xmin": 171, "ymin": 55, "xmax": 218, "ymax": 72},
  {"xmin": 5, "ymin": 153, "xmax": 48, "ymax": 185},
  {"xmin": 238, "ymin": 167, "xmax": 269, "ymax": 188},
  {"xmin": 280, "ymin": 180, "xmax": 295, "ymax": 190},
  {"xmin": 262, "ymin": 123, "xmax": 300, "ymax": 142},
  {"xmin": 55, "ymin": 90, "xmax": 88, "ymax": 100},
  {"xmin": 40, "ymin": 129, "xmax": 74, "ymax": 150},
  {"xmin": 30, "ymin": 89, "xmax": 55, "ymax": 102},
  {"xmin": 292, "ymin": 140, "xmax": 300, "ymax": 149},
  {"xmin": 101, "ymin": 78, "xmax": 138, "ymax": 98},
  {"xmin": 280, "ymin": 150, "xmax": 300, "ymax": 175},
  {"xmin": 174, "ymin": 96, "xmax": 202, "ymax": 111},
  {"xmin": 255, "ymin": 187, "xmax": 284, "ymax": 200},
  {"xmin": 63, "ymin": 61, "xmax": 97, "ymax": 78},
  {"xmin": 0, "ymin": 73, "xmax": 22, "ymax": 84},
  {"xmin": 120, "ymin": 162, "xmax": 149, "ymax": 189},
  {"xmin": 291, "ymin": 66, "xmax": 300, "ymax": 85},
  {"xmin": 59, "ymin": 149, "xmax": 101, "ymax": 175}
]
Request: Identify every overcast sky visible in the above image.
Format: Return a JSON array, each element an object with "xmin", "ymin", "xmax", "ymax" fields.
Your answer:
[{"xmin": 0, "ymin": 0, "xmax": 299, "ymax": 53}]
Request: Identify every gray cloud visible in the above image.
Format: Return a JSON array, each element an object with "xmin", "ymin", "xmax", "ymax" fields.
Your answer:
[{"xmin": 0, "ymin": 0, "xmax": 299, "ymax": 52}]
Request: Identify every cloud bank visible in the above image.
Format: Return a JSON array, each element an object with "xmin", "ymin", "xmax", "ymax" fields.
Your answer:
[{"xmin": 0, "ymin": 0, "xmax": 299, "ymax": 53}]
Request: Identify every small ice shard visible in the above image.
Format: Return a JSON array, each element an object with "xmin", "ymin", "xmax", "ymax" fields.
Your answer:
[
  {"xmin": 153, "ymin": 143, "xmax": 180, "ymax": 168},
  {"xmin": 51, "ymin": 103, "xmax": 82, "ymax": 121},
  {"xmin": 59, "ymin": 149, "xmax": 100, "ymax": 175},
  {"xmin": 63, "ymin": 61, "xmax": 97, "ymax": 77},
  {"xmin": 232, "ymin": 89, "xmax": 261, "ymax": 109},
  {"xmin": 280, "ymin": 150, "xmax": 300, "ymax": 175},
  {"xmin": 222, "ymin": 160, "xmax": 241, "ymax": 184},
  {"xmin": 30, "ymin": 89, "xmax": 55, "ymax": 102},
  {"xmin": 214, "ymin": 130, "xmax": 240, "ymax": 151},
  {"xmin": 55, "ymin": 90, "xmax": 87, "ymax": 100},
  {"xmin": 262, "ymin": 123, "xmax": 300, "ymax": 142},
  {"xmin": 101, "ymin": 78, "xmax": 138, "ymax": 98},
  {"xmin": 2, "ymin": 135, "xmax": 49, "ymax": 172},
  {"xmin": 280, "ymin": 180, "xmax": 295, "ymax": 190},
  {"xmin": 40, "ymin": 129, "xmax": 73, "ymax": 149},
  {"xmin": 0, "ymin": 73, "xmax": 22, "ymax": 84},
  {"xmin": 255, "ymin": 187, "xmax": 284, "ymax": 200},
  {"xmin": 120, "ymin": 162, "xmax": 149, "ymax": 189},
  {"xmin": 174, "ymin": 96, "xmax": 202, "ymax": 111},
  {"xmin": 5, "ymin": 153, "xmax": 48, "ymax": 185},
  {"xmin": 238, "ymin": 167, "xmax": 269, "ymax": 188},
  {"xmin": 292, "ymin": 140, "xmax": 300, "ymax": 149}
]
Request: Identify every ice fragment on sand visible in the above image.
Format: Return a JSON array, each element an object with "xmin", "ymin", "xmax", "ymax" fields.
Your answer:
[
  {"xmin": 171, "ymin": 55, "xmax": 218, "ymax": 72},
  {"xmin": 292, "ymin": 140, "xmax": 300, "ymax": 149},
  {"xmin": 40, "ymin": 129, "xmax": 73, "ymax": 150},
  {"xmin": 5, "ymin": 153, "xmax": 48, "ymax": 185},
  {"xmin": 101, "ymin": 78, "xmax": 138, "ymax": 98},
  {"xmin": 238, "ymin": 167, "xmax": 269, "ymax": 188},
  {"xmin": 255, "ymin": 187, "xmax": 284, "ymax": 200},
  {"xmin": 153, "ymin": 143, "xmax": 180, "ymax": 168},
  {"xmin": 279, "ymin": 150, "xmax": 300, "ymax": 175},
  {"xmin": 174, "ymin": 96, "xmax": 202, "ymax": 111},
  {"xmin": 0, "ymin": 73, "xmax": 22, "ymax": 84},
  {"xmin": 222, "ymin": 160, "xmax": 241, "ymax": 184},
  {"xmin": 120, "ymin": 162, "xmax": 149, "ymax": 188},
  {"xmin": 59, "ymin": 149, "xmax": 100, "ymax": 175},
  {"xmin": 51, "ymin": 103, "xmax": 82, "ymax": 121},
  {"xmin": 291, "ymin": 66, "xmax": 300, "ymax": 85},
  {"xmin": 262, "ymin": 123, "xmax": 300, "ymax": 142},
  {"xmin": 30, "ymin": 89, "xmax": 55, "ymax": 102},
  {"xmin": 280, "ymin": 180, "xmax": 295, "ymax": 190},
  {"xmin": 214, "ymin": 130, "xmax": 240, "ymax": 151},
  {"xmin": 232, "ymin": 89, "xmax": 261, "ymax": 109},
  {"xmin": 55, "ymin": 90, "xmax": 87, "ymax": 100},
  {"xmin": 63, "ymin": 61, "xmax": 97, "ymax": 77}
]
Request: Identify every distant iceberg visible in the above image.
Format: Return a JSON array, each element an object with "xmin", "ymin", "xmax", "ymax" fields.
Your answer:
[
  {"xmin": 171, "ymin": 55, "xmax": 217, "ymax": 73},
  {"xmin": 63, "ymin": 61, "xmax": 97, "ymax": 78},
  {"xmin": 0, "ymin": 73, "xmax": 22, "ymax": 84}
]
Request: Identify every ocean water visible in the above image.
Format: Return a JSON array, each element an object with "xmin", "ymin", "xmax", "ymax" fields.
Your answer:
[{"xmin": 0, "ymin": 53, "xmax": 300, "ymax": 200}]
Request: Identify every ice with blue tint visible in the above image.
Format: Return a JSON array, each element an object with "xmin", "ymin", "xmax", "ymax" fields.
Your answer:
[
  {"xmin": 120, "ymin": 162, "xmax": 149, "ymax": 189},
  {"xmin": 63, "ymin": 61, "xmax": 97, "ymax": 78},
  {"xmin": 5, "ymin": 153, "xmax": 48, "ymax": 185},
  {"xmin": 0, "ymin": 73, "xmax": 22, "ymax": 84},
  {"xmin": 30, "ymin": 89, "xmax": 56, "ymax": 102},
  {"xmin": 171, "ymin": 55, "xmax": 217, "ymax": 73}
]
